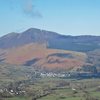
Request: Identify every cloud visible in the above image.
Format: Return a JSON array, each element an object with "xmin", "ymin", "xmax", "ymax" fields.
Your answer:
[
  {"xmin": 9, "ymin": 0, "xmax": 42, "ymax": 18},
  {"xmin": 23, "ymin": 0, "xmax": 42, "ymax": 18}
]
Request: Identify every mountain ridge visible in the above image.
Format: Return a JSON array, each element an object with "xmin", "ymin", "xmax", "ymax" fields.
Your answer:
[{"xmin": 0, "ymin": 28, "xmax": 100, "ymax": 52}]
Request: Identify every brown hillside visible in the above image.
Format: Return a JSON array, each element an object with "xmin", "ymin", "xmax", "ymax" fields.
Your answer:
[{"xmin": 0, "ymin": 43, "xmax": 88, "ymax": 70}]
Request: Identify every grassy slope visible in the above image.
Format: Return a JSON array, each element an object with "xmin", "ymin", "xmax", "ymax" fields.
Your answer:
[{"xmin": 0, "ymin": 63, "xmax": 34, "ymax": 84}]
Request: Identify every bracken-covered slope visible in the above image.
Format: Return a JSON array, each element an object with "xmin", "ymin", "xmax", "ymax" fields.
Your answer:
[{"xmin": 0, "ymin": 43, "xmax": 88, "ymax": 71}]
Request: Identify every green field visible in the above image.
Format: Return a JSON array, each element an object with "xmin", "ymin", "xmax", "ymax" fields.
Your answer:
[{"xmin": 0, "ymin": 78, "xmax": 99, "ymax": 100}]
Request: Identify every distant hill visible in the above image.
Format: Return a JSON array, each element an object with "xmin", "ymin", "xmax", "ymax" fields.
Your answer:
[{"xmin": 0, "ymin": 28, "xmax": 100, "ymax": 52}]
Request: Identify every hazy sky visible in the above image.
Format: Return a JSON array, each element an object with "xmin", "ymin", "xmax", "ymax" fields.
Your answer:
[{"xmin": 0, "ymin": 0, "xmax": 100, "ymax": 36}]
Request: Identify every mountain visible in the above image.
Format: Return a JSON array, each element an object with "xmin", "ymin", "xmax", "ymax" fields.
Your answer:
[
  {"xmin": 0, "ymin": 28, "xmax": 100, "ymax": 52},
  {"xmin": 0, "ymin": 28, "xmax": 60, "ymax": 49},
  {"xmin": 0, "ymin": 28, "xmax": 100, "ymax": 72}
]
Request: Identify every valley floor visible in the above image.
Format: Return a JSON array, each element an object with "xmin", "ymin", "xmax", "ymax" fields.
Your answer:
[{"xmin": 1, "ymin": 78, "xmax": 100, "ymax": 100}]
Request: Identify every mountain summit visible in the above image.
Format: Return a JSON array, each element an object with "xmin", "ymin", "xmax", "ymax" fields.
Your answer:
[{"xmin": 0, "ymin": 28, "xmax": 60, "ymax": 49}]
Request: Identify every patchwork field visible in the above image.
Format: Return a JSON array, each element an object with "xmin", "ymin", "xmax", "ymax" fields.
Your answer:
[{"xmin": 0, "ymin": 78, "xmax": 100, "ymax": 100}]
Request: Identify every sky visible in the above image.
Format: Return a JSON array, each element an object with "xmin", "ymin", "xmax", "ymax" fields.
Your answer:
[{"xmin": 0, "ymin": 0, "xmax": 100, "ymax": 36}]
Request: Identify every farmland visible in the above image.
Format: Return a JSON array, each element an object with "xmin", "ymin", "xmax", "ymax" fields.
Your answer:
[{"xmin": 0, "ymin": 77, "xmax": 100, "ymax": 100}]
